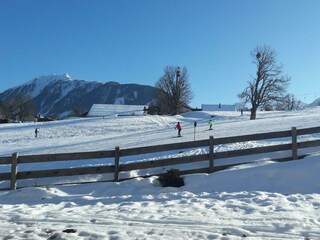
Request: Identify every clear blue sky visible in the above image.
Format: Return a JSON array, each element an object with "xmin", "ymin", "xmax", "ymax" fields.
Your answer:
[{"xmin": 1, "ymin": 0, "xmax": 320, "ymax": 108}]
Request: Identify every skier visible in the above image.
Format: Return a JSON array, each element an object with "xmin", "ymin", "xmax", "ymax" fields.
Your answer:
[
  {"xmin": 208, "ymin": 119, "xmax": 213, "ymax": 130},
  {"xmin": 35, "ymin": 128, "xmax": 38, "ymax": 138},
  {"xmin": 175, "ymin": 122, "xmax": 182, "ymax": 137}
]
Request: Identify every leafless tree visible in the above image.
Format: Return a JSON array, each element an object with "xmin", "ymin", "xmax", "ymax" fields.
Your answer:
[
  {"xmin": 8, "ymin": 94, "xmax": 35, "ymax": 121},
  {"xmin": 155, "ymin": 66, "xmax": 193, "ymax": 115},
  {"xmin": 0, "ymin": 101, "xmax": 10, "ymax": 119},
  {"xmin": 238, "ymin": 46, "xmax": 291, "ymax": 119},
  {"xmin": 276, "ymin": 94, "xmax": 304, "ymax": 111}
]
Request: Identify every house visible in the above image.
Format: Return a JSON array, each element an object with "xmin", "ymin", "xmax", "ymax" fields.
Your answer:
[
  {"xmin": 36, "ymin": 115, "xmax": 55, "ymax": 122},
  {"xmin": 87, "ymin": 104, "xmax": 148, "ymax": 117},
  {"xmin": 201, "ymin": 103, "xmax": 238, "ymax": 112}
]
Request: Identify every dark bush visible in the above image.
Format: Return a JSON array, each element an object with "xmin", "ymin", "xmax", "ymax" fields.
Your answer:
[
  {"xmin": 158, "ymin": 169, "xmax": 185, "ymax": 187},
  {"xmin": 0, "ymin": 119, "xmax": 10, "ymax": 124},
  {"xmin": 36, "ymin": 116, "xmax": 55, "ymax": 122}
]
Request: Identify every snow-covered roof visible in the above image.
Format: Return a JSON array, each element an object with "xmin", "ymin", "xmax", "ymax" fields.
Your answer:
[
  {"xmin": 88, "ymin": 104, "xmax": 147, "ymax": 117},
  {"xmin": 201, "ymin": 104, "xmax": 238, "ymax": 111}
]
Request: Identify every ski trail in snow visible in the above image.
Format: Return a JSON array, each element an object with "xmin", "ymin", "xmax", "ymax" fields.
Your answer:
[{"xmin": 2, "ymin": 212, "xmax": 317, "ymax": 239}]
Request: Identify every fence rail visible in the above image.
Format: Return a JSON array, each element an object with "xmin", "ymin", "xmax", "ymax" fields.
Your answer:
[{"xmin": 0, "ymin": 126, "xmax": 320, "ymax": 190}]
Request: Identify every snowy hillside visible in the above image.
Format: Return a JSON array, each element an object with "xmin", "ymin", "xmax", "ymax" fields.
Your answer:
[{"xmin": 0, "ymin": 108, "xmax": 320, "ymax": 239}]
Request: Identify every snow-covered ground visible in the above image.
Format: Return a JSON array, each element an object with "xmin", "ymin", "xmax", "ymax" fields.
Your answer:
[{"xmin": 1, "ymin": 108, "xmax": 320, "ymax": 239}]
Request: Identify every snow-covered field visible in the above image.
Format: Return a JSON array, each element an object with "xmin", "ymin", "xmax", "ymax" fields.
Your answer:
[{"xmin": 1, "ymin": 108, "xmax": 320, "ymax": 239}]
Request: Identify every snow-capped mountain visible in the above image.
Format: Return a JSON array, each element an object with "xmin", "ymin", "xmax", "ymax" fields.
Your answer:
[{"xmin": 0, "ymin": 74, "xmax": 156, "ymax": 117}]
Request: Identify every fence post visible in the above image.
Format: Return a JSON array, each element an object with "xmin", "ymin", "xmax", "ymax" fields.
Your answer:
[
  {"xmin": 10, "ymin": 152, "xmax": 18, "ymax": 190},
  {"xmin": 114, "ymin": 146, "xmax": 120, "ymax": 182},
  {"xmin": 291, "ymin": 127, "xmax": 298, "ymax": 160},
  {"xmin": 209, "ymin": 136, "xmax": 214, "ymax": 173}
]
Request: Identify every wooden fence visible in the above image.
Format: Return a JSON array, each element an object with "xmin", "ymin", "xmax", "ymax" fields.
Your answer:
[{"xmin": 1, "ymin": 126, "xmax": 320, "ymax": 191}]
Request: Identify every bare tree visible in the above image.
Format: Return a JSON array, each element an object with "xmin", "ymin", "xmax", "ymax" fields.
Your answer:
[
  {"xmin": 238, "ymin": 46, "xmax": 291, "ymax": 119},
  {"xmin": 155, "ymin": 66, "xmax": 193, "ymax": 115},
  {"xmin": 0, "ymin": 101, "xmax": 10, "ymax": 119},
  {"xmin": 276, "ymin": 94, "xmax": 303, "ymax": 111},
  {"xmin": 8, "ymin": 94, "xmax": 35, "ymax": 121}
]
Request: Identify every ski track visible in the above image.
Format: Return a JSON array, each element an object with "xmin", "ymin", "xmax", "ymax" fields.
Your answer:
[
  {"xmin": 1, "ymin": 202, "xmax": 318, "ymax": 240},
  {"xmin": 1, "ymin": 189, "xmax": 319, "ymax": 239}
]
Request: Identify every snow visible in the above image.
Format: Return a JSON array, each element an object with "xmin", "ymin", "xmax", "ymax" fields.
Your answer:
[
  {"xmin": 1, "ymin": 108, "xmax": 320, "ymax": 239},
  {"xmin": 14, "ymin": 73, "xmax": 73, "ymax": 98},
  {"xmin": 114, "ymin": 97, "xmax": 125, "ymax": 104},
  {"xmin": 134, "ymin": 90, "xmax": 138, "ymax": 99}
]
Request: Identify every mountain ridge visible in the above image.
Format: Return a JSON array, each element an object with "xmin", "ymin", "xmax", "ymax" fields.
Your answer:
[
  {"xmin": 309, "ymin": 97, "xmax": 320, "ymax": 107},
  {"xmin": 0, "ymin": 74, "xmax": 156, "ymax": 117}
]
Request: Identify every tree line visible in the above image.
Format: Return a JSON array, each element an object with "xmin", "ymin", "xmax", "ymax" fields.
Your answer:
[
  {"xmin": 0, "ymin": 94, "xmax": 35, "ymax": 122},
  {"xmin": 154, "ymin": 45, "xmax": 303, "ymax": 119},
  {"xmin": 0, "ymin": 94, "xmax": 88, "ymax": 122}
]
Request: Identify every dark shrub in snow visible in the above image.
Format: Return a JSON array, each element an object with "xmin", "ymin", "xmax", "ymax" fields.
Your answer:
[{"xmin": 158, "ymin": 169, "xmax": 185, "ymax": 187}]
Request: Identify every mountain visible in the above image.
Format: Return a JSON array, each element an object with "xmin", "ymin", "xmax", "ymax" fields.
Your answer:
[
  {"xmin": 0, "ymin": 74, "xmax": 156, "ymax": 117},
  {"xmin": 308, "ymin": 97, "xmax": 320, "ymax": 107}
]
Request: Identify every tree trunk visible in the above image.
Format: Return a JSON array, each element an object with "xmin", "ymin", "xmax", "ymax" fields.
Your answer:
[{"xmin": 250, "ymin": 108, "xmax": 257, "ymax": 120}]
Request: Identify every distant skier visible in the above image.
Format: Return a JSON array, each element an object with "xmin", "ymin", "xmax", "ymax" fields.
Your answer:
[
  {"xmin": 175, "ymin": 122, "xmax": 182, "ymax": 137},
  {"xmin": 35, "ymin": 128, "xmax": 38, "ymax": 138},
  {"xmin": 208, "ymin": 119, "xmax": 213, "ymax": 130}
]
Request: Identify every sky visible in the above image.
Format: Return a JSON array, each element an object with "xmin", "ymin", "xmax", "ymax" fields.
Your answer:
[{"xmin": 1, "ymin": 0, "xmax": 320, "ymax": 108}]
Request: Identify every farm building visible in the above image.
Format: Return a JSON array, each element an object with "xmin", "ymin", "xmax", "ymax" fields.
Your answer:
[
  {"xmin": 202, "ymin": 104, "xmax": 238, "ymax": 111},
  {"xmin": 87, "ymin": 104, "xmax": 147, "ymax": 117}
]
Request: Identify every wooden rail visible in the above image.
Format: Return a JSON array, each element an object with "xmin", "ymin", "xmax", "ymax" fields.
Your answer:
[{"xmin": 0, "ymin": 126, "xmax": 320, "ymax": 190}]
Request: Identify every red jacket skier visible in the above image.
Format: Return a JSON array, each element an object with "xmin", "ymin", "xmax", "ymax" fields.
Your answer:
[{"xmin": 175, "ymin": 122, "xmax": 182, "ymax": 136}]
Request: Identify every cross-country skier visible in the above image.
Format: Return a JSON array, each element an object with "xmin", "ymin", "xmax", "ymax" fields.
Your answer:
[
  {"xmin": 208, "ymin": 119, "xmax": 213, "ymax": 130},
  {"xmin": 175, "ymin": 122, "xmax": 182, "ymax": 137}
]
